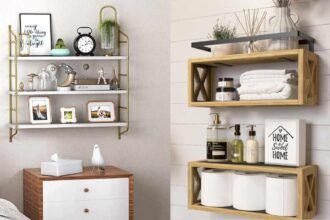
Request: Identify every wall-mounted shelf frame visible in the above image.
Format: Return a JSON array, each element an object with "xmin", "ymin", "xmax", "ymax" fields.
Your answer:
[
  {"xmin": 8, "ymin": 25, "xmax": 130, "ymax": 142},
  {"xmin": 9, "ymin": 122, "xmax": 128, "ymax": 129},
  {"xmin": 8, "ymin": 90, "xmax": 127, "ymax": 96},
  {"xmin": 188, "ymin": 160, "xmax": 318, "ymax": 220},
  {"xmin": 8, "ymin": 56, "xmax": 127, "ymax": 61},
  {"xmin": 191, "ymin": 31, "xmax": 315, "ymax": 52},
  {"xmin": 188, "ymin": 49, "xmax": 318, "ymax": 107}
]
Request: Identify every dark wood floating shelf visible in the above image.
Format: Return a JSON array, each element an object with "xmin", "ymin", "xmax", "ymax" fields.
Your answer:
[
  {"xmin": 188, "ymin": 160, "xmax": 318, "ymax": 220},
  {"xmin": 191, "ymin": 31, "xmax": 315, "ymax": 52}
]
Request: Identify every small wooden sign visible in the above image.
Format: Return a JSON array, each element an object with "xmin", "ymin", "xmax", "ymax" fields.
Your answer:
[{"xmin": 265, "ymin": 119, "xmax": 306, "ymax": 166}]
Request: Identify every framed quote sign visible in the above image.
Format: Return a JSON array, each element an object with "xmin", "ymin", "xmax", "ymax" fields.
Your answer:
[
  {"xmin": 19, "ymin": 13, "xmax": 52, "ymax": 55},
  {"xmin": 265, "ymin": 119, "xmax": 306, "ymax": 166}
]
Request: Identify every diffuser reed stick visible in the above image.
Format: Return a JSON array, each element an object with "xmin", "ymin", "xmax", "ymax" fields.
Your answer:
[
  {"xmin": 235, "ymin": 9, "xmax": 267, "ymax": 53},
  {"xmin": 235, "ymin": 9, "xmax": 267, "ymax": 37}
]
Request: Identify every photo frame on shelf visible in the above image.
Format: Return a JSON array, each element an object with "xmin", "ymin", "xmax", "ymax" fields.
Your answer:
[
  {"xmin": 60, "ymin": 107, "xmax": 77, "ymax": 124},
  {"xmin": 87, "ymin": 101, "xmax": 115, "ymax": 122},
  {"xmin": 29, "ymin": 97, "xmax": 52, "ymax": 124},
  {"xmin": 19, "ymin": 13, "xmax": 52, "ymax": 56}
]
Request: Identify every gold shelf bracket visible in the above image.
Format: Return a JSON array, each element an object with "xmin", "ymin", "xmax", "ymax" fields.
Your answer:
[
  {"xmin": 117, "ymin": 30, "xmax": 130, "ymax": 140},
  {"xmin": 8, "ymin": 25, "xmax": 19, "ymax": 143}
]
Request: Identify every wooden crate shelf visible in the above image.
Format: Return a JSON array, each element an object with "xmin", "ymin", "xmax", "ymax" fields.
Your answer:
[
  {"xmin": 188, "ymin": 160, "xmax": 318, "ymax": 220},
  {"xmin": 188, "ymin": 49, "xmax": 318, "ymax": 107}
]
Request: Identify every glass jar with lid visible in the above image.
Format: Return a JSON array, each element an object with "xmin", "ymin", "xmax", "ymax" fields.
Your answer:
[
  {"xmin": 218, "ymin": 78, "xmax": 234, "ymax": 88},
  {"xmin": 207, "ymin": 113, "xmax": 229, "ymax": 162}
]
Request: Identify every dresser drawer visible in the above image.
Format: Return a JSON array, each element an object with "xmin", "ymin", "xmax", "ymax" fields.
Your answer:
[
  {"xmin": 43, "ymin": 178, "xmax": 128, "ymax": 202},
  {"xmin": 44, "ymin": 199, "xmax": 128, "ymax": 220}
]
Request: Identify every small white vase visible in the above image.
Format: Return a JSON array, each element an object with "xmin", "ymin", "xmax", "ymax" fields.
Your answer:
[{"xmin": 211, "ymin": 44, "xmax": 233, "ymax": 56}]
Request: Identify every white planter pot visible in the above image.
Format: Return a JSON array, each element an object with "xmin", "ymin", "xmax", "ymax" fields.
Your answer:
[{"xmin": 211, "ymin": 44, "xmax": 233, "ymax": 56}]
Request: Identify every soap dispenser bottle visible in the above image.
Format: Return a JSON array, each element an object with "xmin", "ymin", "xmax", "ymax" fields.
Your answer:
[
  {"xmin": 230, "ymin": 124, "xmax": 244, "ymax": 163},
  {"xmin": 207, "ymin": 113, "xmax": 228, "ymax": 162},
  {"xmin": 246, "ymin": 125, "xmax": 258, "ymax": 164}
]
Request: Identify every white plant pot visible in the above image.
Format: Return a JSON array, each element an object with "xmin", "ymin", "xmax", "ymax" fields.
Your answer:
[{"xmin": 211, "ymin": 44, "xmax": 233, "ymax": 56}]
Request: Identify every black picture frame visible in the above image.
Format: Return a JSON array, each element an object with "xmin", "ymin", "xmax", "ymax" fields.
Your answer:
[{"xmin": 19, "ymin": 13, "xmax": 52, "ymax": 56}]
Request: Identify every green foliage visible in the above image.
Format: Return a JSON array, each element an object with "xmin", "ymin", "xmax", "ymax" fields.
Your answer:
[
  {"xmin": 99, "ymin": 19, "xmax": 118, "ymax": 41},
  {"xmin": 54, "ymin": 38, "xmax": 67, "ymax": 49},
  {"xmin": 209, "ymin": 19, "xmax": 236, "ymax": 40}
]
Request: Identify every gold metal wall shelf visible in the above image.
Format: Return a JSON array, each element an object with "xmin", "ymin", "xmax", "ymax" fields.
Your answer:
[{"xmin": 8, "ymin": 25, "xmax": 130, "ymax": 142}]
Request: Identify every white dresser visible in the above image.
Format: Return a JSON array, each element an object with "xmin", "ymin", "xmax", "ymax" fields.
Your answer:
[{"xmin": 24, "ymin": 166, "xmax": 134, "ymax": 220}]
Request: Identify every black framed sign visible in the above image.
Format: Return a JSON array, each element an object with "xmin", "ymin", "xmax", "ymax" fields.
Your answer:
[{"xmin": 19, "ymin": 13, "xmax": 52, "ymax": 56}]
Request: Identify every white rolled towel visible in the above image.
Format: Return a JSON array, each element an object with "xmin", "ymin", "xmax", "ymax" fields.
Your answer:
[
  {"xmin": 240, "ymin": 69, "xmax": 297, "ymax": 85},
  {"xmin": 239, "ymin": 84, "xmax": 297, "ymax": 100},
  {"xmin": 238, "ymin": 83, "xmax": 292, "ymax": 95}
]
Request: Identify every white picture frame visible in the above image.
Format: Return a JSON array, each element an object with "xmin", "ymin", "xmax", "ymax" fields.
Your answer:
[
  {"xmin": 19, "ymin": 13, "xmax": 52, "ymax": 56},
  {"xmin": 87, "ymin": 101, "xmax": 115, "ymax": 122},
  {"xmin": 60, "ymin": 107, "xmax": 77, "ymax": 124},
  {"xmin": 29, "ymin": 97, "xmax": 52, "ymax": 124}
]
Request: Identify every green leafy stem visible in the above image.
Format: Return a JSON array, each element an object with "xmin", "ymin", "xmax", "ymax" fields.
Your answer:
[{"xmin": 99, "ymin": 19, "xmax": 118, "ymax": 42}]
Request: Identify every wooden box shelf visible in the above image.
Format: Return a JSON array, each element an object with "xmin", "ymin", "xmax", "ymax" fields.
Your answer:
[
  {"xmin": 188, "ymin": 49, "xmax": 318, "ymax": 107},
  {"xmin": 188, "ymin": 160, "xmax": 318, "ymax": 220}
]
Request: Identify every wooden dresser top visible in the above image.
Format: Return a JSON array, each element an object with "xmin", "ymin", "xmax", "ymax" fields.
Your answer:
[{"xmin": 24, "ymin": 166, "xmax": 133, "ymax": 181}]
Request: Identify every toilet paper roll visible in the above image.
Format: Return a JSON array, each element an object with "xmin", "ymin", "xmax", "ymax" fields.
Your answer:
[
  {"xmin": 233, "ymin": 172, "xmax": 266, "ymax": 211},
  {"xmin": 266, "ymin": 174, "xmax": 297, "ymax": 216},
  {"xmin": 201, "ymin": 169, "xmax": 233, "ymax": 207}
]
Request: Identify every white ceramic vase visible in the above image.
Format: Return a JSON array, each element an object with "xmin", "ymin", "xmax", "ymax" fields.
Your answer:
[{"xmin": 211, "ymin": 44, "xmax": 233, "ymax": 56}]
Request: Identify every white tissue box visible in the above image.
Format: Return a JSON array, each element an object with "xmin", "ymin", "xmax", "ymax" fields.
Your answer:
[{"xmin": 41, "ymin": 160, "xmax": 83, "ymax": 176}]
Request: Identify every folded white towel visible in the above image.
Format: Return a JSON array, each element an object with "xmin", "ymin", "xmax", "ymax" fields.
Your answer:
[
  {"xmin": 241, "ymin": 69, "xmax": 294, "ymax": 76},
  {"xmin": 237, "ymin": 83, "xmax": 292, "ymax": 95},
  {"xmin": 239, "ymin": 85, "xmax": 297, "ymax": 100},
  {"xmin": 240, "ymin": 69, "xmax": 297, "ymax": 85}
]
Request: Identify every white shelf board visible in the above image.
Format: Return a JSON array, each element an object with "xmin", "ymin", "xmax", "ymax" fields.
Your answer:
[
  {"xmin": 9, "ymin": 122, "xmax": 128, "ymax": 129},
  {"xmin": 9, "ymin": 90, "xmax": 127, "ymax": 96},
  {"xmin": 8, "ymin": 56, "xmax": 127, "ymax": 61}
]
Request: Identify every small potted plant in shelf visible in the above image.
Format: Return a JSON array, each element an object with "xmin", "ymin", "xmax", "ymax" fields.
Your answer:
[{"xmin": 209, "ymin": 19, "xmax": 236, "ymax": 56}]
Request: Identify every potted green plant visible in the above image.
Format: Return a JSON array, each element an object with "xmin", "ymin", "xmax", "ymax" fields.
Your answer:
[
  {"xmin": 51, "ymin": 38, "xmax": 70, "ymax": 56},
  {"xmin": 209, "ymin": 19, "xmax": 236, "ymax": 56},
  {"xmin": 99, "ymin": 5, "xmax": 119, "ymax": 56}
]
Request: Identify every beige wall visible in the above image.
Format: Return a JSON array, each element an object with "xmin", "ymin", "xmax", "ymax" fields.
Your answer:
[
  {"xmin": 0, "ymin": 1, "xmax": 170, "ymax": 220},
  {"xmin": 171, "ymin": 0, "xmax": 330, "ymax": 219}
]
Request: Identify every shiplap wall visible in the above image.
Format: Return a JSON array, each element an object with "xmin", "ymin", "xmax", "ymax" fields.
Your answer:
[{"xmin": 170, "ymin": 0, "xmax": 330, "ymax": 219}]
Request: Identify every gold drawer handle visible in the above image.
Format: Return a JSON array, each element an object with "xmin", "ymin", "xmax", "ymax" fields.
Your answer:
[
  {"xmin": 84, "ymin": 188, "xmax": 89, "ymax": 193},
  {"xmin": 84, "ymin": 208, "xmax": 90, "ymax": 213}
]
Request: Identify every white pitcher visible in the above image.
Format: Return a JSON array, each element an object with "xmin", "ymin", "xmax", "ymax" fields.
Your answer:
[{"xmin": 269, "ymin": 6, "xmax": 299, "ymax": 51}]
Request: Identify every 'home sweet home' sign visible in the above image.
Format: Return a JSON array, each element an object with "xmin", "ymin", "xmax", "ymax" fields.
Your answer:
[{"xmin": 265, "ymin": 119, "xmax": 306, "ymax": 166}]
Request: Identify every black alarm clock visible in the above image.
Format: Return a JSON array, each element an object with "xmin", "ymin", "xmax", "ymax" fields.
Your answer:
[{"xmin": 73, "ymin": 27, "xmax": 96, "ymax": 56}]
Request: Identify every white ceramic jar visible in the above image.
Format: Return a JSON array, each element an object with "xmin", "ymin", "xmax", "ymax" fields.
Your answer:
[{"xmin": 211, "ymin": 44, "xmax": 233, "ymax": 56}]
